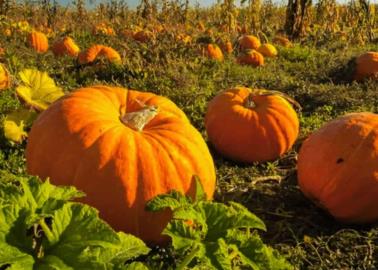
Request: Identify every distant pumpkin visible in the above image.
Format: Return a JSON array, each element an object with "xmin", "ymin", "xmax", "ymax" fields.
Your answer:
[
  {"xmin": 4, "ymin": 29, "xmax": 11, "ymax": 37},
  {"xmin": 205, "ymin": 44, "xmax": 224, "ymax": 61},
  {"xmin": 257, "ymin": 43, "xmax": 278, "ymax": 57},
  {"xmin": 133, "ymin": 30, "xmax": 153, "ymax": 43},
  {"xmin": 28, "ymin": 31, "xmax": 49, "ymax": 53},
  {"xmin": 220, "ymin": 41, "xmax": 233, "ymax": 54},
  {"xmin": 205, "ymin": 87, "xmax": 299, "ymax": 163},
  {"xmin": 239, "ymin": 35, "xmax": 261, "ymax": 50},
  {"xmin": 353, "ymin": 52, "xmax": 378, "ymax": 81},
  {"xmin": 237, "ymin": 49, "xmax": 264, "ymax": 66},
  {"xmin": 0, "ymin": 64, "xmax": 10, "ymax": 90},
  {"xmin": 176, "ymin": 33, "xmax": 192, "ymax": 44},
  {"xmin": 78, "ymin": 45, "xmax": 121, "ymax": 65},
  {"xmin": 52, "ymin": 37, "xmax": 80, "ymax": 57},
  {"xmin": 273, "ymin": 36, "xmax": 292, "ymax": 48}
]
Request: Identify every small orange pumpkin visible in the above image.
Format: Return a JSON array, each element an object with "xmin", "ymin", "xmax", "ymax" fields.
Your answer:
[
  {"xmin": 298, "ymin": 112, "xmax": 378, "ymax": 223},
  {"xmin": 273, "ymin": 35, "xmax": 292, "ymax": 48},
  {"xmin": 176, "ymin": 33, "xmax": 192, "ymax": 44},
  {"xmin": 26, "ymin": 85, "xmax": 216, "ymax": 244},
  {"xmin": 353, "ymin": 52, "xmax": 378, "ymax": 81},
  {"xmin": 133, "ymin": 30, "xmax": 153, "ymax": 43},
  {"xmin": 205, "ymin": 87, "xmax": 299, "ymax": 163},
  {"xmin": 28, "ymin": 31, "xmax": 49, "ymax": 53},
  {"xmin": 238, "ymin": 35, "xmax": 261, "ymax": 50},
  {"xmin": 4, "ymin": 29, "xmax": 11, "ymax": 36},
  {"xmin": 220, "ymin": 41, "xmax": 233, "ymax": 54},
  {"xmin": 52, "ymin": 37, "xmax": 80, "ymax": 57},
  {"xmin": 78, "ymin": 45, "xmax": 121, "ymax": 65},
  {"xmin": 237, "ymin": 49, "xmax": 264, "ymax": 66},
  {"xmin": 205, "ymin": 44, "xmax": 224, "ymax": 61}
]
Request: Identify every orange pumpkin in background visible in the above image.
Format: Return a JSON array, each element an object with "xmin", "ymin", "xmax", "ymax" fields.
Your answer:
[
  {"xmin": 205, "ymin": 44, "xmax": 224, "ymax": 61},
  {"xmin": 52, "ymin": 37, "xmax": 80, "ymax": 57},
  {"xmin": 220, "ymin": 40, "xmax": 233, "ymax": 54},
  {"xmin": 26, "ymin": 85, "xmax": 216, "ymax": 244},
  {"xmin": 205, "ymin": 87, "xmax": 299, "ymax": 163},
  {"xmin": 353, "ymin": 52, "xmax": 378, "ymax": 81},
  {"xmin": 273, "ymin": 35, "xmax": 293, "ymax": 48},
  {"xmin": 298, "ymin": 112, "xmax": 378, "ymax": 224},
  {"xmin": 237, "ymin": 49, "xmax": 264, "ymax": 66},
  {"xmin": 238, "ymin": 35, "xmax": 261, "ymax": 50},
  {"xmin": 28, "ymin": 31, "xmax": 49, "ymax": 53},
  {"xmin": 78, "ymin": 45, "xmax": 121, "ymax": 64},
  {"xmin": 133, "ymin": 30, "xmax": 153, "ymax": 43}
]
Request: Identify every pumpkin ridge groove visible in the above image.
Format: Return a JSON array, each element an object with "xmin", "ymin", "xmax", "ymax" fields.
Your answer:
[
  {"xmin": 144, "ymin": 132, "xmax": 185, "ymax": 191},
  {"xmin": 71, "ymin": 124, "xmax": 123, "ymax": 187}
]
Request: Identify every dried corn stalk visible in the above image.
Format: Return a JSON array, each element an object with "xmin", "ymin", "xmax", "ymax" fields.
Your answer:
[{"xmin": 285, "ymin": 0, "xmax": 312, "ymax": 38}]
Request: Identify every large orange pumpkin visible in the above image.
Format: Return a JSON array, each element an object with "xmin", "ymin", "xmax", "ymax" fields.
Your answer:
[
  {"xmin": 353, "ymin": 52, "xmax": 378, "ymax": 81},
  {"xmin": 26, "ymin": 85, "xmax": 216, "ymax": 244},
  {"xmin": 297, "ymin": 112, "xmax": 378, "ymax": 223},
  {"xmin": 205, "ymin": 87, "xmax": 299, "ymax": 163},
  {"xmin": 28, "ymin": 31, "xmax": 49, "ymax": 53}
]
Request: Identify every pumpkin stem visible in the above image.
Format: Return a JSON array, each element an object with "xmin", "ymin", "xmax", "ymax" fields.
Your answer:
[
  {"xmin": 244, "ymin": 94, "xmax": 256, "ymax": 109},
  {"xmin": 248, "ymin": 88, "xmax": 302, "ymax": 111},
  {"xmin": 120, "ymin": 104, "xmax": 158, "ymax": 131},
  {"xmin": 258, "ymin": 31, "xmax": 269, "ymax": 44}
]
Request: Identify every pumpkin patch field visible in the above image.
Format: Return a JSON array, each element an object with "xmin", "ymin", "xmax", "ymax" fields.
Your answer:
[{"xmin": 0, "ymin": 1, "xmax": 378, "ymax": 269}]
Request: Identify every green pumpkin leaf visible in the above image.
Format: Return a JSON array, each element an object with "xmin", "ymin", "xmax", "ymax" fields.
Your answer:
[
  {"xmin": 226, "ymin": 229, "xmax": 292, "ymax": 270},
  {"xmin": 112, "ymin": 232, "xmax": 150, "ymax": 264},
  {"xmin": 16, "ymin": 69, "xmax": 64, "ymax": 111},
  {"xmin": 0, "ymin": 242, "xmax": 34, "ymax": 270},
  {"xmin": 147, "ymin": 176, "xmax": 292, "ymax": 270},
  {"xmin": 0, "ymin": 171, "xmax": 149, "ymax": 269},
  {"xmin": 33, "ymin": 255, "xmax": 73, "ymax": 270},
  {"xmin": 193, "ymin": 175, "xmax": 207, "ymax": 202},
  {"xmin": 122, "ymin": 262, "xmax": 150, "ymax": 270},
  {"xmin": 2, "ymin": 108, "xmax": 37, "ymax": 143},
  {"xmin": 146, "ymin": 190, "xmax": 192, "ymax": 212}
]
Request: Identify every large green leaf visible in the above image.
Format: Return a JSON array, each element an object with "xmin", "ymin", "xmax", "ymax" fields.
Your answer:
[
  {"xmin": 16, "ymin": 69, "xmax": 65, "ymax": 111},
  {"xmin": 0, "ymin": 171, "xmax": 150, "ymax": 270},
  {"xmin": 147, "ymin": 178, "xmax": 292, "ymax": 270},
  {"xmin": 0, "ymin": 242, "xmax": 34, "ymax": 270}
]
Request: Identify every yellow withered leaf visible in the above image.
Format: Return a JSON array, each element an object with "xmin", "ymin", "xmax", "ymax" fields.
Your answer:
[
  {"xmin": 3, "ymin": 109, "xmax": 37, "ymax": 143},
  {"xmin": 16, "ymin": 69, "xmax": 64, "ymax": 111}
]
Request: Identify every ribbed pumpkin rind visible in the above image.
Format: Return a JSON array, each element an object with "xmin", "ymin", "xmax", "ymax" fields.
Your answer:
[
  {"xmin": 205, "ymin": 87, "xmax": 299, "ymax": 163},
  {"xmin": 297, "ymin": 112, "xmax": 378, "ymax": 223},
  {"xmin": 26, "ymin": 85, "xmax": 216, "ymax": 244},
  {"xmin": 28, "ymin": 31, "xmax": 49, "ymax": 53}
]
